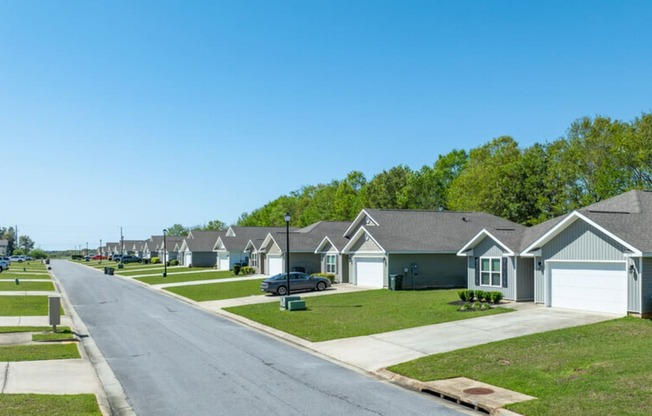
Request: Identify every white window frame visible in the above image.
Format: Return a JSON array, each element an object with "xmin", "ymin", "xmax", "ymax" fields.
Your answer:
[
  {"xmin": 326, "ymin": 254, "xmax": 337, "ymax": 274},
  {"xmin": 251, "ymin": 252, "xmax": 257, "ymax": 268},
  {"xmin": 480, "ymin": 257, "xmax": 502, "ymax": 287}
]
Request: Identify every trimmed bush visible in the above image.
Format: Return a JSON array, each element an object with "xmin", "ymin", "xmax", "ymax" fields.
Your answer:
[
  {"xmin": 475, "ymin": 290, "xmax": 487, "ymax": 302},
  {"xmin": 240, "ymin": 266, "xmax": 256, "ymax": 275},
  {"xmin": 489, "ymin": 291, "xmax": 504, "ymax": 304},
  {"xmin": 169, "ymin": 259, "xmax": 179, "ymax": 266},
  {"xmin": 311, "ymin": 273, "xmax": 336, "ymax": 283},
  {"xmin": 151, "ymin": 257, "xmax": 161, "ymax": 264},
  {"xmin": 233, "ymin": 264, "xmax": 241, "ymax": 275},
  {"xmin": 458, "ymin": 290, "xmax": 467, "ymax": 301}
]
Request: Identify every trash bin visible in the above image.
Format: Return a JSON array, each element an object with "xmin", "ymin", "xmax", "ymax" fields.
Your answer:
[
  {"xmin": 45, "ymin": 259, "xmax": 50, "ymax": 265},
  {"xmin": 389, "ymin": 274, "xmax": 403, "ymax": 290},
  {"xmin": 108, "ymin": 267, "xmax": 114, "ymax": 275},
  {"xmin": 104, "ymin": 267, "xmax": 108, "ymax": 274}
]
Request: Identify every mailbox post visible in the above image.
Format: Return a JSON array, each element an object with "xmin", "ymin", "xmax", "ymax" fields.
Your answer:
[{"xmin": 49, "ymin": 296, "xmax": 61, "ymax": 332}]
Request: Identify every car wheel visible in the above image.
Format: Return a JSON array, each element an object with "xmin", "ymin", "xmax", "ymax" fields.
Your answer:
[
  {"xmin": 316, "ymin": 281, "xmax": 326, "ymax": 291},
  {"xmin": 277, "ymin": 286, "xmax": 287, "ymax": 296}
]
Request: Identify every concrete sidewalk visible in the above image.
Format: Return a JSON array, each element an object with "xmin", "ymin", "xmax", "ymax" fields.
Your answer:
[{"xmin": 152, "ymin": 274, "xmax": 266, "ymax": 289}]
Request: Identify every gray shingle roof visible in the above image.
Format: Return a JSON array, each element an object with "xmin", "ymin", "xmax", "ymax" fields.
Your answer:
[
  {"xmin": 219, "ymin": 226, "xmax": 289, "ymax": 251},
  {"xmin": 268, "ymin": 221, "xmax": 352, "ymax": 253},
  {"xmin": 185, "ymin": 231, "xmax": 223, "ymax": 251},
  {"xmin": 354, "ymin": 210, "xmax": 523, "ymax": 253}
]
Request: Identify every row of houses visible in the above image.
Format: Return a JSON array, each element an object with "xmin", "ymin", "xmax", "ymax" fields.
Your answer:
[{"xmin": 100, "ymin": 190, "xmax": 652, "ymax": 317}]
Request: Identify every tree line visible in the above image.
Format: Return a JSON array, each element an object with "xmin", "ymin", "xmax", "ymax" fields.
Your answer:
[
  {"xmin": 0, "ymin": 226, "xmax": 36, "ymax": 255},
  {"xmin": 234, "ymin": 112, "xmax": 652, "ymax": 227}
]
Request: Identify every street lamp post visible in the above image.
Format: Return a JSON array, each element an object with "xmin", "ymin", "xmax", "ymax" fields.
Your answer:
[
  {"xmin": 163, "ymin": 229, "xmax": 167, "ymax": 278},
  {"xmin": 99, "ymin": 239, "xmax": 102, "ymax": 264},
  {"xmin": 284, "ymin": 212, "xmax": 291, "ymax": 297}
]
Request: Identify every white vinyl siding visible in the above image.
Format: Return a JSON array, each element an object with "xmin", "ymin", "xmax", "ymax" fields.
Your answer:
[{"xmin": 480, "ymin": 257, "xmax": 501, "ymax": 287}]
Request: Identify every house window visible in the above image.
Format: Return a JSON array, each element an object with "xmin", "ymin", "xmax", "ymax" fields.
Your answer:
[
  {"xmin": 251, "ymin": 253, "xmax": 257, "ymax": 268},
  {"xmin": 326, "ymin": 255, "xmax": 336, "ymax": 273},
  {"xmin": 480, "ymin": 257, "xmax": 501, "ymax": 286}
]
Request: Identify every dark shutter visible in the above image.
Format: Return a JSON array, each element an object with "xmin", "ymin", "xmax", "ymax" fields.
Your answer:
[
  {"xmin": 502, "ymin": 257, "xmax": 508, "ymax": 288},
  {"xmin": 474, "ymin": 257, "xmax": 480, "ymax": 286}
]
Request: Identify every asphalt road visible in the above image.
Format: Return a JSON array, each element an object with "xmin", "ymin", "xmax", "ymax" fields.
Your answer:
[{"xmin": 52, "ymin": 260, "xmax": 467, "ymax": 416}]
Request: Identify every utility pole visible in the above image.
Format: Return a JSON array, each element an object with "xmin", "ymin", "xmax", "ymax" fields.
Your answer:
[{"xmin": 120, "ymin": 226, "xmax": 124, "ymax": 255}]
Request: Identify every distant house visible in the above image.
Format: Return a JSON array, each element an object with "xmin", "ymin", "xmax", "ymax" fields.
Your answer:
[
  {"xmin": 213, "ymin": 226, "xmax": 286, "ymax": 271},
  {"xmin": 257, "ymin": 222, "xmax": 350, "ymax": 276},
  {"xmin": 142, "ymin": 236, "xmax": 164, "ymax": 260},
  {"xmin": 0, "ymin": 239, "xmax": 8, "ymax": 256},
  {"xmin": 158, "ymin": 236, "xmax": 185, "ymax": 262},
  {"xmin": 178, "ymin": 230, "xmax": 222, "ymax": 267},
  {"xmin": 314, "ymin": 223, "xmax": 354, "ymax": 283}
]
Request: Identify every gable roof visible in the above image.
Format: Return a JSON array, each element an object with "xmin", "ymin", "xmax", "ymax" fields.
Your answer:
[
  {"xmin": 522, "ymin": 190, "xmax": 652, "ymax": 255},
  {"xmin": 343, "ymin": 209, "xmax": 523, "ymax": 253},
  {"xmin": 261, "ymin": 221, "xmax": 352, "ymax": 253},
  {"xmin": 183, "ymin": 231, "xmax": 223, "ymax": 252},
  {"xmin": 214, "ymin": 226, "xmax": 289, "ymax": 252}
]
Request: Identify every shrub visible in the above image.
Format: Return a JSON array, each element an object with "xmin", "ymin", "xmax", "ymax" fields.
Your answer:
[
  {"xmin": 471, "ymin": 301, "xmax": 482, "ymax": 310},
  {"xmin": 312, "ymin": 273, "xmax": 336, "ymax": 283},
  {"xmin": 151, "ymin": 257, "xmax": 161, "ymax": 264},
  {"xmin": 240, "ymin": 266, "xmax": 256, "ymax": 275},
  {"xmin": 489, "ymin": 291, "xmax": 504, "ymax": 304},
  {"xmin": 233, "ymin": 264, "xmax": 241, "ymax": 275},
  {"xmin": 71, "ymin": 254, "xmax": 83, "ymax": 260},
  {"xmin": 459, "ymin": 303, "xmax": 469, "ymax": 311},
  {"xmin": 458, "ymin": 290, "xmax": 467, "ymax": 301},
  {"xmin": 475, "ymin": 290, "xmax": 487, "ymax": 302},
  {"xmin": 480, "ymin": 302, "xmax": 490, "ymax": 311},
  {"xmin": 169, "ymin": 259, "xmax": 179, "ymax": 266}
]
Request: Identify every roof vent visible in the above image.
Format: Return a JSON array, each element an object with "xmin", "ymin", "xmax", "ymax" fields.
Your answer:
[{"xmin": 462, "ymin": 217, "xmax": 470, "ymax": 222}]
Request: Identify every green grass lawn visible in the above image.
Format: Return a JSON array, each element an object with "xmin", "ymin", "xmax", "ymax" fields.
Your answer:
[
  {"xmin": 0, "ymin": 281, "xmax": 55, "ymax": 291},
  {"xmin": 389, "ymin": 317, "xmax": 652, "ymax": 416},
  {"xmin": 32, "ymin": 328, "xmax": 75, "ymax": 342},
  {"xmin": 225, "ymin": 289, "xmax": 511, "ymax": 342},
  {"xmin": 0, "ymin": 273, "xmax": 50, "ymax": 280},
  {"xmin": 0, "ymin": 326, "xmax": 57, "ymax": 333},
  {"xmin": 0, "ymin": 296, "xmax": 64, "ymax": 316},
  {"xmin": 0, "ymin": 344, "xmax": 80, "ymax": 361},
  {"xmin": 137, "ymin": 270, "xmax": 237, "ymax": 285},
  {"xmin": 118, "ymin": 265, "xmax": 204, "ymax": 276},
  {"xmin": 0, "ymin": 394, "xmax": 101, "ymax": 416},
  {"xmin": 165, "ymin": 279, "xmax": 265, "ymax": 301}
]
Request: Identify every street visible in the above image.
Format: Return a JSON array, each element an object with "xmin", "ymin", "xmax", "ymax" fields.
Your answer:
[{"xmin": 52, "ymin": 261, "xmax": 466, "ymax": 416}]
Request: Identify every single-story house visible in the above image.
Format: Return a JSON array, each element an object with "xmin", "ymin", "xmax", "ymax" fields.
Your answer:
[
  {"xmin": 213, "ymin": 226, "xmax": 287, "ymax": 271},
  {"xmin": 158, "ymin": 236, "xmax": 185, "ymax": 262},
  {"xmin": 178, "ymin": 230, "xmax": 222, "ymax": 267},
  {"xmin": 0, "ymin": 239, "xmax": 8, "ymax": 256},
  {"xmin": 459, "ymin": 190, "xmax": 652, "ymax": 317},
  {"xmin": 142, "ymin": 236, "xmax": 164, "ymax": 260},
  {"xmin": 341, "ymin": 209, "xmax": 523, "ymax": 289},
  {"xmin": 257, "ymin": 222, "xmax": 350, "ymax": 276},
  {"xmin": 314, "ymin": 222, "xmax": 356, "ymax": 283}
]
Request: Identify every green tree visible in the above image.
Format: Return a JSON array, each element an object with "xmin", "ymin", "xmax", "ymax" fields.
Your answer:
[
  {"xmin": 333, "ymin": 171, "xmax": 367, "ymax": 220},
  {"xmin": 18, "ymin": 235, "xmax": 35, "ymax": 252},
  {"xmin": 366, "ymin": 165, "xmax": 413, "ymax": 209},
  {"xmin": 202, "ymin": 220, "xmax": 227, "ymax": 231},
  {"xmin": 29, "ymin": 249, "xmax": 48, "ymax": 259},
  {"xmin": 165, "ymin": 224, "xmax": 188, "ymax": 237}
]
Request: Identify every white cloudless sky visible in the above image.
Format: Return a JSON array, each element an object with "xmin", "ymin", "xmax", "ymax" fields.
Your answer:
[{"xmin": 2, "ymin": 0, "xmax": 651, "ymax": 250}]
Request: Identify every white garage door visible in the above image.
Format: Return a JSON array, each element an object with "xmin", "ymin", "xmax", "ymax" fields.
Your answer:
[
  {"xmin": 217, "ymin": 253, "xmax": 230, "ymax": 270},
  {"xmin": 267, "ymin": 255, "xmax": 283, "ymax": 276},
  {"xmin": 355, "ymin": 257, "xmax": 384, "ymax": 288},
  {"xmin": 184, "ymin": 252, "xmax": 193, "ymax": 267},
  {"xmin": 549, "ymin": 262, "xmax": 627, "ymax": 314}
]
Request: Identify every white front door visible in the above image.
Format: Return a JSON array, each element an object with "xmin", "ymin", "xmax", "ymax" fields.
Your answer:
[
  {"xmin": 355, "ymin": 257, "xmax": 384, "ymax": 288},
  {"xmin": 267, "ymin": 254, "xmax": 283, "ymax": 276},
  {"xmin": 218, "ymin": 253, "xmax": 230, "ymax": 270},
  {"xmin": 184, "ymin": 251, "xmax": 193, "ymax": 267},
  {"xmin": 548, "ymin": 262, "xmax": 627, "ymax": 314}
]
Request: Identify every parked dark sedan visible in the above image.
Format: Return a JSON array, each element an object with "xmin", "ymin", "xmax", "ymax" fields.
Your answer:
[
  {"xmin": 260, "ymin": 272, "xmax": 331, "ymax": 295},
  {"xmin": 120, "ymin": 255, "xmax": 142, "ymax": 264}
]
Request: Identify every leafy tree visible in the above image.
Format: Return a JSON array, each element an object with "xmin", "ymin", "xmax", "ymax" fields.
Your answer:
[
  {"xmin": 13, "ymin": 248, "xmax": 25, "ymax": 255},
  {"xmin": 18, "ymin": 235, "xmax": 35, "ymax": 252},
  {"xmin": 366, "ymin": 165, "xmax": 413, "ymax": 209},
  {"xmin": 202, "ymin": 220, "xmax": 227, "ymax": 231},
  {"xmin": 165, "ymin": 224, "xmax": 188, "ymax": 237},
  {"xmin": 29, "ymin": 249, "xmax": 48, "ymax": 259},
  {"xmin": 333, "ymin": 171, "xmax": 367, "ymax": 220}
]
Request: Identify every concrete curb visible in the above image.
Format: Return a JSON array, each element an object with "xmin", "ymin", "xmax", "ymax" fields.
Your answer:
[{"xmin": 49, "ymin": 265, "xmax": 136, "ymax": 416}]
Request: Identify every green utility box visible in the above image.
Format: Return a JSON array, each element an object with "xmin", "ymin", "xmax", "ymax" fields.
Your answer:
[
  {"xmin": 280, "ymin": 296, "xmax": 301, "ymax": 310},
  {"xmin": 287, "ymin": 300, "xmax": 306, "ymax": 311}
]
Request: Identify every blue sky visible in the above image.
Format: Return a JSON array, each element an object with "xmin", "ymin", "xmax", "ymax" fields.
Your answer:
[{"xmin": 2, "ymin": 1, "xmax": 651, "ymax": 250}]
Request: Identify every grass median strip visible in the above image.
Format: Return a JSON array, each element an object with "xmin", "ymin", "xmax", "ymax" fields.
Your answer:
[
  {"xmin": 0, "ymin": 281, "xmax": 55, "ymax": 291},
  {"xmin": 137, "ymin": 270, "xmax": 236, "ymax": 285},
  {"xmin": 0, "ymin": 394, "xmax": 101, "ymax": 416},
  {"xmin": 165, "ymin": 279, "xmax": 265, "ymax": 301},
  {"xmin": 0, "ymin": 296, "xmax": 64, "ymax": 316},
  {"xmin": 0, "ymin": 344, "xmax": 80, "ymax": 361},
  {"xmin": 389, "ymin": 317, "xmax": 651, "ymax": 416},
  {"xmin": 0, "ymin": 273, "xmax": 51, "ymax": 280},
  {"xmin": 225, "ymin": 289, "xmax": 511, "ymax": 342}
]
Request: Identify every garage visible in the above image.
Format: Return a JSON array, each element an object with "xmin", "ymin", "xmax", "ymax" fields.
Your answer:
[
  {"xmin": 355, "ymin": 257, "xmax": 384, "ymax": 288},
  {"xmin": 267, "ymin": 254, "xmax": 283, "ymax": 276},
  {"xmin": 217, "ymin": 253, "xmax": 229, "ymax": 270},
  {"xmin": 548, "ymin": 262, "xmax": 627, "ymax": 314}
]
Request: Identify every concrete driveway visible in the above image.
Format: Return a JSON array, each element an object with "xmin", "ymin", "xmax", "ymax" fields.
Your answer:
[{"xmin": 311, "ymin": 304, "xmax": 620, "ymax": 371}]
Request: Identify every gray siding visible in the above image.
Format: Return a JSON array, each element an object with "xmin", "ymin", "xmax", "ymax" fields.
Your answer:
[
  {"xmin": 465, "ymin": 237, "xmax": 517, "ymax": 300},
  {"xmin": 474, "ymin": 238, "xmax": 505, "ymax": 257},
  {"xmin": 542, "ymin": 219, "xmax": 627, "ymax": 261},
  {"xmin": 389, "ymin": 254, "xmax": 466, "ymax": 289},
  {"xmin": 349, "ymin": 234, "xmax": 383, "ymax": 253},
  {"xmin": 534, "ymin": 258, "xmax": 544, "ymax": 303},
  {"xmin": 189, "ymin": 252, "xmax": 217, "ymax": 268},
  {"xmin": 516, "ymin": 257, "xmax": 535, "ymax": 301},
  {"xmin": 289, "ymin": 253, "xmax": 321, "ymax": 275},
  {"xmin": 642, "ymin": 257, "xmax": 652, "ymax": 315},
  {"xmin": 628, "ymin": 258, "xmax": 641, "ymax": 314}
]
